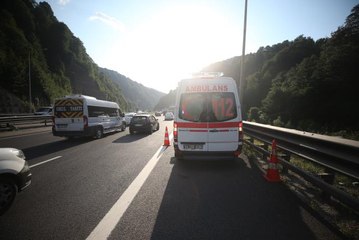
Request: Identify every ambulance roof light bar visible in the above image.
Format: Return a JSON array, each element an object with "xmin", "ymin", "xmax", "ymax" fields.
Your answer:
[{"xmin": 192, "ymin": 72, "xmax": 224, "ymax": 78}]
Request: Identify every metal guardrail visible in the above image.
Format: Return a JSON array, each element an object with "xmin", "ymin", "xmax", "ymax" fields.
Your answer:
[
  {"xmin": 243, "ymin": 121, "xmax": 359, "ymax": 212},
  {"xmin": 0, "ymin": 115, "xmax": 52, "ymax": 129},
  {"xmin": 1, "ymin": 116, "xmax": 357, "ymax": 210}
]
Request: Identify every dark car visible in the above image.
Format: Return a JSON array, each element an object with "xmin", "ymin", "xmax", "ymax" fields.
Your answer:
[{"xmin": 129, "ymin": 114, "xmax": 159, "ymax": 134}]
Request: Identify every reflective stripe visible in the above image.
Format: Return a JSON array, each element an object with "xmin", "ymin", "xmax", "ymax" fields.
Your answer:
[{"xmin": 176, "ymin": 122, "xmax": 240, "ymax": 128}]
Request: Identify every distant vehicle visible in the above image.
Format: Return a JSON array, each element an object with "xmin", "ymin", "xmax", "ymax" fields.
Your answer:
[
  {"xmin": 129, "ymin": 113, "xmax": 159, "ymax": 134},
  {"xmin": 34, "ymin": 107, "xmax": 52, "ymax": 115},
  {"xmin": 52, "ymin": 95, "xmax": 126, "ymax": 139},
  {"xmin": 155, "ymin": 111, "xmax": 162, "ymax": 116},
  {"xmin": 125, "ymin": 112, "xmax": 136, "ymax": 125},
  {"xmin": 0, "ymin": 148, "xmax": 32, "ymax": 215},
  {"xmin": 164, "ymin": 112, "xmax": 174, "ymax": 120},
  {"xmin": 173, "ymin": 73, "xmax": 243, "ymax": 159}
]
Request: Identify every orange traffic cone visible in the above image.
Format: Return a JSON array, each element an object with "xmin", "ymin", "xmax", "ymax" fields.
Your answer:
[
  {"xmin": 163, "ymin": 126, "xmax": 170, "ymax": 146},
  {"xmin": 264, "ymin": 139, "xmax": 281, "ymax": 182}
]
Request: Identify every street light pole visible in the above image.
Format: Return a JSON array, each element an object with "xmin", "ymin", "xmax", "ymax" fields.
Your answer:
[
  {"xmin": 239, "ymin": 0, "xmax": 248, "ymax": 105},
  {"xmin": 28, "ymin": 51, "xmax": 32, "ymax": 113}
]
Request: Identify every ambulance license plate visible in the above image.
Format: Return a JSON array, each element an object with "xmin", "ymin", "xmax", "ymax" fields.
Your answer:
[{"xmin": 183, "ymin": 144, "xmax": 203, "ymax": 150}]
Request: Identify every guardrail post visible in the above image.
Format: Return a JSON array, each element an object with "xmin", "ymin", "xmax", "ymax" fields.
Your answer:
[
  {"xmin": 318, "ymin": 170, "xmax": 335, "ymax": 201},
  {"xmin": 262, "ymin": 142, "xmax": 269, "ymax": 160},
  {"xmin": 280, "ymin": 152, "xmax": 291, "ymax": 174}
]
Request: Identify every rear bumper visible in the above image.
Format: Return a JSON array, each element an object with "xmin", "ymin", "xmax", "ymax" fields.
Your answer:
[
  {"xmin": 129, "ymin": 125, "xmax": 151, "ymax": 133},
  {"xmin": 52, "ymin": 127, "xmax": 94, "ymax": 137},
  {"xmin": 174, "ymin": 144, "xmax": 242, "ymax": 159}
]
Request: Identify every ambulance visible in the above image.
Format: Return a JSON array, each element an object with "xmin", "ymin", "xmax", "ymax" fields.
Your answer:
[
  {"xmin": 173, "ymin": 73, "xmax": 243, "ymax": 159},
  {"xmin": 52, "ymin": 95, "xmax": 126, "ymax": 139}
]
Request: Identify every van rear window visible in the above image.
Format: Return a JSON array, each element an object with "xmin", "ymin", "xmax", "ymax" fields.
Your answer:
[{"xmin": 179, "ymin": 92, "xmax": 237, "ymax": 122}]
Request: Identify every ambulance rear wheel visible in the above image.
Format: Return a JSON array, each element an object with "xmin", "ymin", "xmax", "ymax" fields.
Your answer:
[{"xmin": 175, "ymin": 150, "xmax": 183, "ymax": 160}]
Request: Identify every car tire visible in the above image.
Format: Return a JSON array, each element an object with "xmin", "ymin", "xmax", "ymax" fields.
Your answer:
[
  {"xmin": 0, "ymin": 177, "xmax": 18, "ymax": 216},
  {"xmin": 121, "ymin": 122, "xmax": 126, "ymax": 131},
  {"xmin": 95, "ymin": 127, "xmax": 103, "ymax": 139},
  {"xmin": 156, "ymin": 124, "xmax": 159, "ymax": 131},
  {"xmin": 130, "ymin": 128, "xmax": 134, "ymax": 135},
  {"xmin": 148, "ymin": 127, "xmax": 153, "ymax": 134}
]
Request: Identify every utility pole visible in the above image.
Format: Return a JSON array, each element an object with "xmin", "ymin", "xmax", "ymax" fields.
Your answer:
[
  {"xmin": 28, "ymin": 51, "xmax": 32, "ymax": 113},
  {"xmin": 239, "ymin": 0, "xmax": 248, "ymax": 105}
]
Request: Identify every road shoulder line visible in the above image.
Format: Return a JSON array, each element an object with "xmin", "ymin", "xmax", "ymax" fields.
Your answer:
[{"xmin": 86, "ymin": 134, "xmax": 173, "ymax": 240}]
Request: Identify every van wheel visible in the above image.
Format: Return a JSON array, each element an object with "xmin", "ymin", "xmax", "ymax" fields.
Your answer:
[
  {"xmin": 95, "ymin": 127, "xmax": 103, "ymax": 139},
  {"xmin": 129, "ymin": 129, "xmax": 134, "ymax": 135},
  {"xmin": 0, "ymin": 177, "xmax": 18, "ymax": 215},
  {"xmin": 175, "ymin": 150, "xmax": 183, "ymax": 160},
  {"xmin": 121, "ymin": 123, "xmax": 126, "ymax": 131}
]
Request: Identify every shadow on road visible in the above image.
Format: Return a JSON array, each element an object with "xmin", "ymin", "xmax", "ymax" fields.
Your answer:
[
  {"xmin": 148, "ymin": 156, "xmax": 338, "ymax": 240},
  {"xmin": 22, "ymin": 137, "xmax": 91, "ymax": 160},
  {"xmin": 113, "ymin": 133, "xmax": 151, "ymax": 143}
]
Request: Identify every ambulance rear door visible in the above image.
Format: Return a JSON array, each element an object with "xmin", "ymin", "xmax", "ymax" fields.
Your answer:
[
  {"xmin": 177, "ymin": 92, "xmax": 209, "ymax": 152},
  {"xmin": 207, "ymin": 92, "xmax": 239, "ymax": 152}
]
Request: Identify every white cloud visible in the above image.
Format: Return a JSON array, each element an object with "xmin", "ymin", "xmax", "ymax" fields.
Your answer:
[
  {"xmin": 58, "ymin": 0, "xmax": 70, "ymax": 6},
  {"xmin": 89, "ymin": 12, "xmax": 126, "ymax": 33}
]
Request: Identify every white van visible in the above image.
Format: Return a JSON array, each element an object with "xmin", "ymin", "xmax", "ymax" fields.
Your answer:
[
  {"xmin": 52, "ymin": 95, "xmax": 126, "ymax": 139},
  {"xmin": 173, "ymin": 73, "xmax": 243, "ymax": 159}
]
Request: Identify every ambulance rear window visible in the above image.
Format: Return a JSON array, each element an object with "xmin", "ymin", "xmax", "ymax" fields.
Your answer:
[{"xmin": 179, "ymin": 92, "xmax": 237, "ymax": 122}]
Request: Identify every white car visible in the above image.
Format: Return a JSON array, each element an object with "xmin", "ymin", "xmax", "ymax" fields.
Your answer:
[
  {"xmin": 0, "ymin": 148, "xmax": 32, "ymax": 215},
  {"xmin": 34, "ymin": 107, "xmax": 53, "ymax": 115},
  {"xmin": 125, "ymin": 112, "xmax": 136, "ymax": 125},
  {"xmin": 164, "ymin": 112, "xmax": 174, "ymax": 121}
]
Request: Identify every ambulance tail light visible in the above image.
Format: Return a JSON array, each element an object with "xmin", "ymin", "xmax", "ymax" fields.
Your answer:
[
  {"xmin": 83, "ymin": 115, "xmax": 88, "ymax": 128},
  {"xmin": 173, "ymin": 122, "xmax": 178, "ymax": 143},
  {"xmin": 238, "ymin": 121, "xmax": 243, "ymax": 141}
]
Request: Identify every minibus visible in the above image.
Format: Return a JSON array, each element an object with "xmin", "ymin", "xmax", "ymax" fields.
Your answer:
[{"xmin": 52, "ymin": 95, "xmax": 126, "ymax": 139}]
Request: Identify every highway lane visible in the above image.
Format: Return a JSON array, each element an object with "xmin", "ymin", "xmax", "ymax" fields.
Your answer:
[
  {"xmin": 0, "ymin": 119, "xmax": 343, "ymax": 240},
  {"xmin": 0, "ymin": 119, "xmax": 171, "ymax": 239}
]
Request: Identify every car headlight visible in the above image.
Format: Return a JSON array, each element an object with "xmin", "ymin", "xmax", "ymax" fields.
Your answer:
[{"xmin": 11, "ymin": 149, "xmax": 26, "ymax": 159}]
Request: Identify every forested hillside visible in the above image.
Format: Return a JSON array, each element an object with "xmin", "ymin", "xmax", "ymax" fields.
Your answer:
[
  {"xmin": 100, "ymin": 68, "xmax": 165, "ymax": 111},
  {"xmin": 154, "ymin": 89, "xmax": 177, "ymax": 111},
  {"xmin": 204, "ymin": 4, "xmax": 359, "ymax": 133},
  {"xmin": 1, "ymin": 0, "xmax": 132, "ymax": 112}
]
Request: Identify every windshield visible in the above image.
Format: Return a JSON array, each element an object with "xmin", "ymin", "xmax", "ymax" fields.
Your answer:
[
  {"xmin": 179, "ymin": 92, "xmax": 237, "ymax": 122},
  {"xmin": 131, "ymin": 116, "xmax": 148, "ymax": 123}
]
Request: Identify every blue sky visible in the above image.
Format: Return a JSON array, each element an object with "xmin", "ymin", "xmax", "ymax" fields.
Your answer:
[{"xmin": 45, "ymin": 0, "xmax": 358, "ymax": 93}]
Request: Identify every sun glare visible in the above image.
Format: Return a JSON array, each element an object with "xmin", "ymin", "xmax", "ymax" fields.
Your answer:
[{"xmin": 114, "ymin": 4, "xmax": 241, "ymax": 93}]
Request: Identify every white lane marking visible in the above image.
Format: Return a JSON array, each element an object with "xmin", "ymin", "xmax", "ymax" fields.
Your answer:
[
  {"xmin": 29, "ymin": 156, "xmax": 62, "ymax": 168},
  {"xmin": 87, "ymin": 133, "xmax": 173, "ymax": 240}
]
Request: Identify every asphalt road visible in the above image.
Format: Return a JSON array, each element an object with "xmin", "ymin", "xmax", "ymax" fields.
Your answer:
[{"xmin": 0, "ymin": 118, "xmax": 343, "ymax": 240}]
